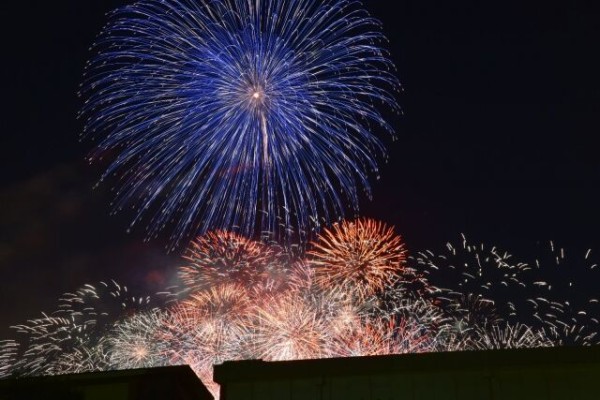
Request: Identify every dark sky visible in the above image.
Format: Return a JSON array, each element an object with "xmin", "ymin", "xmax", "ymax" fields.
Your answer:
[{"xmin": 1, "ymin": 1, "xmax": 599, "ymax": 336}]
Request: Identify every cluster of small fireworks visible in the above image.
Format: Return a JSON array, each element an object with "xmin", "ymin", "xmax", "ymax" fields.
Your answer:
[{"xmin": 2, "ymin": 220, "xmax": 599, "ymax": 398}]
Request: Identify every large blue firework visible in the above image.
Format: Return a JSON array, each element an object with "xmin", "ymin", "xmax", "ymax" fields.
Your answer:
[{"xmin": 80, "ymin": 0, "xmax": 400, "ymax": 246}]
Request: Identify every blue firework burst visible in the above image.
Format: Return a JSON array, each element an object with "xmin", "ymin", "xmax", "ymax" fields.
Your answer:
[{"xmin": 80, "ymin": 0, "xmax": 400, "ymax": 246}]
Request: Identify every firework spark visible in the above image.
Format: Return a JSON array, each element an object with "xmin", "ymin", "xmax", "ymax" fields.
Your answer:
[{"xmin": 80, "ymin": 0, "xmax": 400, "ymax": 245}]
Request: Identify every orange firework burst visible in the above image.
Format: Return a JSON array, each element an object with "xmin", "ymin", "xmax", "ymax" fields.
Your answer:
[
  {"xmin": 179, "ymin": 231, "xmax": 272, "ymax": 292},
  {"xmin": 308, "ymin": 218, "xmax": 407, "ymax": 300}
]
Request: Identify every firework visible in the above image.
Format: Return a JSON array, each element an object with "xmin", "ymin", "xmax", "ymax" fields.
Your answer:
[
  {"xmin": 162, "ymin": 302, "xmax": 248, "ymax": 399},
  {"xmin": 80, "ymin": 0, "xmax": 400, "ymax": 245},
  {"xmin": 308, "ymin": 219, "xmax": 408, "ymax": 300},
  {"xmin": 187, "ymin": 317, "xmax": 243, "ymax": 371},
  {"xmin": 181, "ymin": 283, "xmax": 250, "ymax": 343},
  {"xmin": 104, "ymin": 309, "xmax": 173, "ymax": 370},
  {"xmin": 246, "ymin": 291, "xmax": 332, "ymax": 361},
  {"xmin": 183, "ymin": 284, "xmax": 250, "ymax": 319},
  {"xmin": 179, "ymin": 231, "xmax": 272, "ymax": 292}
]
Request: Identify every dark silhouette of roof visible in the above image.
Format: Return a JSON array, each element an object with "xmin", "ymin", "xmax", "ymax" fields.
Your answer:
[
  {"xmin": 214, "ymin": 346, "xmax": 600, "ymax": 400},
  {"xmin": 0, "ymin": 365, "xmax": 213, "ymax": 400}
]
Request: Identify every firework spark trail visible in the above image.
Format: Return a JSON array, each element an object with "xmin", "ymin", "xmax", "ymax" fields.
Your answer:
[
  {"xmin": 411, "ymin": 235, "xmax": 532, "ymax": 328},
  {"xmin": 56, "ymin": 280, "xmax": 175, "ymax": 321},
  {"xmin": 80, "ymin": 0, "xmax": 400, "ymax": 246},
  {"xmin": 308, "ymin": 219, "xmax": 410, "ymax": 300},
  {"xmin": 471, "ymin": 322, "xmax": 553, "ymax": 350},
  {"xmin": 0, "ymin": 341, "xmax": 19, "ymax": 379},
  {"xmin": 7, "ymin": 280, "xmax": 172, "ymax": 376},
  {"xmin": 410, "ymin": 237, "xmax": 600, "ymax": 348},
  {"xmin": 524, "ymin": 242, "xmax": 600, "ymax": 345},
  {"xmin": 10, "ymin": 315, "xmax": 97, "ymax": 375}
]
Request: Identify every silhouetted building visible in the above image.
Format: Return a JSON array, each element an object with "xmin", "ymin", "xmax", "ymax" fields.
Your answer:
[
  {"xmin": 0, "ymin": 365, "xmax": 213, "ymax": 400},
  {"xmin": 214, "ymin": 346, "xmax": 600, "ymax": 400}
]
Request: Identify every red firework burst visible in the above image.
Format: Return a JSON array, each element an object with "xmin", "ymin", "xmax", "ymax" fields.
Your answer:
[{"xmin": 179, "ymin": 231, "xmax": 273, "ymax": 292}]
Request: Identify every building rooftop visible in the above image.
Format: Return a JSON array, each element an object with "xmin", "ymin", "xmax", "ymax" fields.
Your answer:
[
  {"xmin": 214, "ymin": 346, "xmax": 600, "ymax": 400},
  {"xmin": 215, "ymin": 345, "xmax": 600, "ymax": 381},
  {"xmin": 0, "ymin": 365, "xmax": 213, "ymax": 400}
]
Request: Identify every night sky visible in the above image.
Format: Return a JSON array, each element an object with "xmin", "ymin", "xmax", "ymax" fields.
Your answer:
[{"xmin": 1, "ymin": 1, "xmax": 599, "ymax": 337}]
